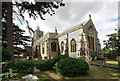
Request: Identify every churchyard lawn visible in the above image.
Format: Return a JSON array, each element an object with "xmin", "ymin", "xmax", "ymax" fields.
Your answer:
[
  {"xmin": 34, "ymin": 65, "xmax": 120, "ymax": 80},
  {"xmin": 91, "ymin": 59, "xmax": 118, "ymax": 68}
]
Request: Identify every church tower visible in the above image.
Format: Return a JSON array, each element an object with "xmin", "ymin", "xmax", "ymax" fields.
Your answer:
[{"xmin": 33, "ymin": 26, "xmax": 43, "ymax": 42}]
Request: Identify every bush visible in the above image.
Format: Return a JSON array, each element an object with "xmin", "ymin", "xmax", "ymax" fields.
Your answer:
[
  {"xmin": 2, "ymin": 47, "xmax": 12, "ymax": 62},
  {"xmin": 35, "ymin": 55, "xmax": 68, "ymax": 71},
  {"xmin": 102, "ymin": 48, "xmax": 118, "ymax": 59},
  {"xmin": 102, "ymin": 48, "xmax": 112, "ymax": 58},
  {"xmin": 0, "ymin": 72, "xmax": 23, "ymax": 80},
  {"xmin": 2, "ymin": 60, "xmax": 34, "ymax": 74},
  {"xmin": 55, "ymin": 57, "xmax": 89, "ymax": 77},
  {"xmin": 2, "ymin": 61, "xmax": 13, "ymax": 73},
  {"xmin": 35, "ymin": 62, "xmax": 49, "ymax": 71}
]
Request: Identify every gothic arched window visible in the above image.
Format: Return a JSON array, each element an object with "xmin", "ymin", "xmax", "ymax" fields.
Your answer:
[
  {"xmin": 51, "ymin": 42, "xmax": 56, "ymax": 52},
  {"xmin": 61, "ymin": 41, "xmax": 64, "ymax": 53},
  {"xmin": 71, "ymin": 39, "xmax": 76, "ymax": 52},
  {"xmin": 88, "ymin": 26, "xmax": 94, "ymax": 50},
  {"xmin": 42, "ymin": 43, "xmax": 44, "ymax": 54}
]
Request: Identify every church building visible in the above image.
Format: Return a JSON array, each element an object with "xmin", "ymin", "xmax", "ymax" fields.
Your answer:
[{"xmin": 32, "ymin": 15, "xmax": 102, "ymax": 61}]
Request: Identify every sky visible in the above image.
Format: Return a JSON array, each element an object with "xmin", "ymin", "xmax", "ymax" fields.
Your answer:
[{"xmin": 14, "ymin": 0, "xmax": 120, "ymax": 48}]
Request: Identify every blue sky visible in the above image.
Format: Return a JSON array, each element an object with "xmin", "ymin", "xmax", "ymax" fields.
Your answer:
[
  {"xmin": 14, "ymin": 0, "xmax": 119, "ymax": 48},
  {"xmin": 107, "ymin": 17, "xmax": 120, "ymax": 22}
]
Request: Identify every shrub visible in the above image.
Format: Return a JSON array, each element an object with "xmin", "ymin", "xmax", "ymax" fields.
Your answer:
[
  {"xmin": 102, "ymin": 48, "xmax": 118, "ymax": 59},
  {"xmin": 35, "ymin": 62, "xmax": 49, "ymax": 71},
  {"xmin": 0, "ymin": 72, "xmax": 23, "ymax": 80},
  {"xmin": 2, "ymin": 60, "xmax": 34, "ymax": 74},
  {"xmin": 2, "ymin": 60, "xmax": 15, "ymax": 73},
  {"xmin": 55, "ymin": 57, "xmax": 89, "ymax": 77},
  {"xmin": 45, "ymin": 55, "xmax": 68, "ymax": 70},
  {"xmin": 35, "ymin": 55, "xmax": 68, "ymax": 71},
  {"xmin": 2, "ymin": 47, "xmax": 12, "ymax": 62}
]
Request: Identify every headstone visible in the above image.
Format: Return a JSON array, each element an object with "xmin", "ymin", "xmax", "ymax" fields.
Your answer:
[
  {"xmin": 27, "ymin": 56, "xmax": 29, "ymax": 60},
  {"xmin": 24, "ymin": 74, "xmax": 38, "ymax": 81},
  {"xmin": 102, "ymin": 60, "xmax": 106, "ymax": 65},
  {"xmin": 34, "ymin": 67, "xmax": 40, "ymax": 73},
  {"xmin": 9, "ymin": 68, "xmax": 13, "ymax": 73},
  {"xmin": 88, "ymin": 57, "xmax": 92, "ymax": 63}
]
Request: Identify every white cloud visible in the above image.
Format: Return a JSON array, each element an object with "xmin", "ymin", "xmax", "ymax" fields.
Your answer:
[
  {"xmin": 63, "ymin": 0, "xmax": 119, "ymax": 2},
  {"xmin": 14, "ymin": 1, "xmax": 119, "ymax": 48}
]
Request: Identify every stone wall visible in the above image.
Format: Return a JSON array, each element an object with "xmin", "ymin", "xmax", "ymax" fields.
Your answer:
[{"xmin": 48, "ymin": 39, "xmax": 58, "ymax": 59}]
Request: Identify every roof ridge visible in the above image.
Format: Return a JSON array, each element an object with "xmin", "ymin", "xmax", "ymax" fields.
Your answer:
[{"xmin": 57, "ymin": 19, "xmax": 89, "ymax": 37}]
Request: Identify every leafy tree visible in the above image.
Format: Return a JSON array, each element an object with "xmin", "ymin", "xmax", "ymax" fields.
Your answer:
[
  {"xmin": 103, "ymin": 29, "xmax": 120, "ymax": 58},
  {"xmin": 102, "ymin": 48, "xmax": 112, "ymax": 58},
  {"xmin": 2, "ymin": 0, "xmax": 65, "ymax": 60},
  {"xmin": 2, "ymin": 22, "xmax": 31, "ymax": 56}
]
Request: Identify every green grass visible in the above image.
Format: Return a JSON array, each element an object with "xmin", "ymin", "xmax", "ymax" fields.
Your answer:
[
  {"xmin": 91, "ymin": 60, "xmax": 118, "ymax": 68},
  {"xmin": 34, "ymin": 65, "xmax": 120, "ymax": 80},
  {"xmin": 72, "ymin": 65, "xmax": 119, "ymax": 79}
]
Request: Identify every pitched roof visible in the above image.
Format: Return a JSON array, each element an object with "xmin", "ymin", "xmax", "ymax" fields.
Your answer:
[{"xmin": 56, "ymin": 19, "xmax": 89, "ymax": 38}]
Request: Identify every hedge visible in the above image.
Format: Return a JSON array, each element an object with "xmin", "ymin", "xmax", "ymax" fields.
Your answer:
[
  {"xmin": 2, "ymin": 60, "xmax": 34, "ymax": 74},
  {"xmin": 35, "ymin": 55, "xmax": 68, "ymax": 71}
]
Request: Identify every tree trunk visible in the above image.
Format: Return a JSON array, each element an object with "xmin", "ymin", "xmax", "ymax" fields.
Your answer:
[{"xmin": 6, "ymin": 2, "xmax": 14, "ymax": 60}]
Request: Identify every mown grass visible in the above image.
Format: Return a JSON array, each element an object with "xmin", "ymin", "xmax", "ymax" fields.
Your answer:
[
  {"xmin": 34, "ymin": 65, "xmax": 119, "ymax": 80},
  {"xmin": 91, "ymin": 60, "xmax": 118, "ymax": 68},
  {"xmin": 72, "ymin": 65, "xmax": 119, "ymax": 79}
]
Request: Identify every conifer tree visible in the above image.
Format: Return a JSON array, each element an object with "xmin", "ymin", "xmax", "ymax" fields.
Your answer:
[{"xmin": 2, "ymin": 0, "xmax": 65, "ymax": 59}]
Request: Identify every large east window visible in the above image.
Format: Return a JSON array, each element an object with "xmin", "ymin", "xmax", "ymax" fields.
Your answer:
[{"xmin": 88, "ymin": 26, "xmax": 94, "ymax": 50}]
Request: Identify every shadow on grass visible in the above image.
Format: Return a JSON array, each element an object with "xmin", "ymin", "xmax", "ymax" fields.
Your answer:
[{"xmin": 34, "ymin": 66, "xmax": 119, "ymax": 80}]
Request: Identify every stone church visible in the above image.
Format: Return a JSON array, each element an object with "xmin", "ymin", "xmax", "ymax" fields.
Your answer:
[{"xmin": 32, "ymin": 15, "xmax": 102, "ymax": 61}]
